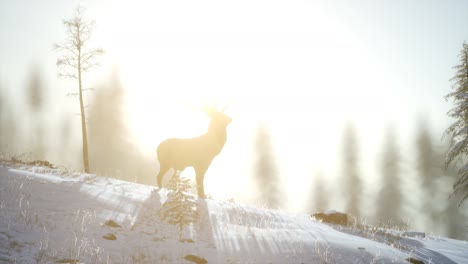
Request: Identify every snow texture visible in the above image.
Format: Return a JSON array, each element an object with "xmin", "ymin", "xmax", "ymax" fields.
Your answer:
[{"xmin": 0, "ymin": 162, "xmax": 467, "ymax": 263}]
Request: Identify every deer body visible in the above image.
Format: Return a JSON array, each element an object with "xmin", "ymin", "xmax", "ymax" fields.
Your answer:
[{"xmin": 156, "ymin": 111, "xmax": 231, "ymax": 198}]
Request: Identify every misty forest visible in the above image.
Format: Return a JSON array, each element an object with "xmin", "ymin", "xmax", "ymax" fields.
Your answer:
[{"xmin": 0, "ymin": 1, "xmax": 467, "ymax": 263}]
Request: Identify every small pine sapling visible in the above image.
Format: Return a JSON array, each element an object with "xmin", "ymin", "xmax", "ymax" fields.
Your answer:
[{"xmin": 159, "ymin": 172, "xmax": 198, "ymax": 241}]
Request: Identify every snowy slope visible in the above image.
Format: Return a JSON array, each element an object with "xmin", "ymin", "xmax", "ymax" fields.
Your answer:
[{"xmin": 0, "ymin": 162, "xmax": 467, "ymax": 264}]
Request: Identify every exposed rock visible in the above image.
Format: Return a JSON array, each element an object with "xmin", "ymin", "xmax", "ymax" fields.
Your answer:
[
  {"xmin": 55, "ymin": 258, "xmax": 80, "ymax": 263},
  {"xmin": 31, "ymin": 160, "xmax": 55, "ymax": 168},
  {"xmin": 402, "ymin": 232, "xmax": 425, "ymax": 238},
  {"xmin": 9, "ymin": 158, "xmax": 55, "ymax": 168},
  {"xmin": 312, "ymin": 210, "xmax": 348, "ymax": 226},
  {"xmin": 406, "ymin": 257, "xmax": 425, "ymax": 264},
  {"xmin": 103, "ymin": 233, "xmax": 117, "ymax": 240},
  {"xmin": 184, "ymin": 254, "xmax": 208, "ymax": 264},
  {"xmin": 104, "ymin": 220, "xmax": 121, "ymax": 228}
]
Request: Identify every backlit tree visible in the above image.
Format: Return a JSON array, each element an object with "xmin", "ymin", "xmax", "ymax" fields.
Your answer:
[
  {"xmin": 444, "ymin": 42, "xmax": 468, "ymax": 205},
  {"xmin": 54, "ymin": 6, "xmax": 103, "ymax": 173}
]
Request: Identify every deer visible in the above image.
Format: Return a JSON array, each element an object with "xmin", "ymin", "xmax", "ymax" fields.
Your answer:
[{"xmin": 156, "ymin": 105, "xmax": 232, "ymax": 198}]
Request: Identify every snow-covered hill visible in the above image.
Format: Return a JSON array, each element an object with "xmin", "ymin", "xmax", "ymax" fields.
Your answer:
[{"xmin": 0, "ymin": 162, "xmax": 467, "ymax": 263}]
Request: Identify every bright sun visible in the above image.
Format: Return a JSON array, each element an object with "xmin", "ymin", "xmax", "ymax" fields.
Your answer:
[
  {"xmin": 93, "ymin": 0, "xmax": 398, "ymax": 209},
  {"xmin": 125, "ymin": 85, "xmax": 229, "ymax": 152}
]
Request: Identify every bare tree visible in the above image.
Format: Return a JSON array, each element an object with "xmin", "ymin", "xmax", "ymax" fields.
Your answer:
[{"xmin": 54, "ymin": 6, "xmax": 103, "ymax": 173}]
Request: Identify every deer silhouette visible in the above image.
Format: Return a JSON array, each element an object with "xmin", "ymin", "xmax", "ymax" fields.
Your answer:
[{"xmin": 156, "ymin": 106, "xmax": 232, "ymax": 198}]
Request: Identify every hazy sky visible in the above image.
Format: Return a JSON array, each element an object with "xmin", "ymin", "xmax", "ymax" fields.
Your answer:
[{"xmin": 1, "ymin": 0, "xmax": 467, "ymax": 211}]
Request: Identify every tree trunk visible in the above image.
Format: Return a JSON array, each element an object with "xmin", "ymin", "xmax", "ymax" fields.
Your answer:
[{"xmin": 78, "ymin": 48, "xmax": 90, "ymax": 173}]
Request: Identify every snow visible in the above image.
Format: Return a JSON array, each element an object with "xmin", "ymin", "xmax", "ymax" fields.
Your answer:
[{"xmin": 1, "ymin": 162, "xmax": 467, "ymax": 263}]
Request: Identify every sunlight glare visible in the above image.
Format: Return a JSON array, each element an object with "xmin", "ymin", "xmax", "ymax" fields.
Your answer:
[{"xmin": 93, "ymin": 0, "xmax": 413, "ymax": 208}]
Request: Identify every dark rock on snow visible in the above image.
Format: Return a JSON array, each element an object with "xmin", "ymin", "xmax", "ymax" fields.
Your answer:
[
  {"xmin": 102, "ymin": 233, "xmax": 117, "ymax": 240},
  {"xmin": 312, "ymin": 210, "xmax": 348, "ymax": 226},
  {"xmin": 104, "ymin": 219, "xmax": 122, "ymax": 228},
  {"xmin": 406, "ymin": 257, "xmax": 425, "ymax": 264},
  {"xmin": 402, "ymin": 232, "xmax": 426, "ymax": 238},
  {"xmin": 55, "ymin": 258, "xmax": 80, "ymax": 263},
  {"xmin": 184, "ymin": 254, "xmax": 208, "ymax": 264}
]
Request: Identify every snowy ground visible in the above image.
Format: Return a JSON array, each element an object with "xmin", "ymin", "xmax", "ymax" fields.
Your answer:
[{"xmin": 0, "ymin": 162, "xmax": 467, "ymax": 264}]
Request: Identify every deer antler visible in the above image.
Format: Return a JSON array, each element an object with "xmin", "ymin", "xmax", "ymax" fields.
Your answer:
[
  {"xmin": 202, "ymin": 99, "xmax": 232, "ymax": 116},
  {"xmin": 220, "ymin": 100, "xmax": 232, "ymax": 113}
]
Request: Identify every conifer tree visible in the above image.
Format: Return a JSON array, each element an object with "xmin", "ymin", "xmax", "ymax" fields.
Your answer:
[
  {"xmin": 254, "ymin": 123, "xmax": 282, "ymax": 208},
  {"xmin": 27, "ymin": 66, "xmax": 45, "ymax": 160},
  {"xmin": 341, "ymin": 123, "xmax": 361, "ymax": 217},
  {"xmin": 0, "ymin": 91, "xmax": 17, "ymax": 155},
  {"xmin": 309, "ymin": 171, "xmax": 328, "ymax": 213},
  {"xmin": 414, "ymin": 119, "xmax": 447, "ymax": 231},
  {"xmin": 376, "ymin": 126, "xmax": 402, "ymax": 225},
  {"xmin": 87, "ymin": 71, "xmax": 137, "ymax": 179},
  {"xmin": 445, "ymin": 42, "xmax": 468, "ymax": 205},
  {"xmin": 416, "ymin": 120, "xmax": 435, "ymax": 190},
  {"xmin": 160, "ymin": 172, "xmax": 198, "ymax": 241}
]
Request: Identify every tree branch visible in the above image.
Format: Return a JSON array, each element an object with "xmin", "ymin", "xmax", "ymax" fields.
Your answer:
[
  {"xmin": 57, "ymin": 71, "xmax": 77, "ymax": 79},
  {"xmin": 66, "ymin": 92, "xmax": 79, "ymax": 97}
]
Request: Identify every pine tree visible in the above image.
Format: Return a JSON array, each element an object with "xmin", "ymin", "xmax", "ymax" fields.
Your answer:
[
  {"xmin": 415, "ymin": 119, "xmax": 436, "ymax": 230},
  {"xmin": 376, "ymin": 126, "xmax": 402, "ymax": 226},
  {"xmin": 254, "ymin": 123, "xmax": 282, "ymax": 208},
  {"xmin": 160, "ymin": 172, "xmax": 198, "ymax": 241},
  {"xmin": 27, "ymin": 65, "xmax": 45, "ymax": 160},
  {"xmin": 88, "ymin": 71, "xmax": 135, "ymax": 179},
  {"xmin": 444, "ymin": 42, "xmax": 468, "ymax": 206},
  {"xmin": 0, "ymin": 91, "xmax": 17, "ymax": 155},
  {"xmin": 416, "ymin": 120, "xmax": 435, "ymax": 191},
  {"xmin": 443, "ymin": 180, "xmax": 467, "ymax": 240},
  {"xmin": 341, "ymin": 123, "xmax": 361, "ymax": 217},
  {"xmin": 429, "ymin": 137, "xmax": 468, "ymax": 240},
  {"xmin": 309, "ymin": 171, "xmax": 328, "ymax": 213}
]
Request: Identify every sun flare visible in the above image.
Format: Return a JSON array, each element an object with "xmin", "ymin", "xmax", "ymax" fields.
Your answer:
[
  {"xmin": 92, "ymin": 0, "xmax": 417, "ymax": 207},
  {"xmin": 125, "ymin": 85, "xmax": 230, "ymax": 151}
]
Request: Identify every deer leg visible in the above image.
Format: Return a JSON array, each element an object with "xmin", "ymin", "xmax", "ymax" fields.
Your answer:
[
  {"xmin": 195, "ymin": 165, "xmax": 209, "ymax": 198},
  {"xmin": 157, "ymin": 165, "xmax": 169, "ymax": 187}
]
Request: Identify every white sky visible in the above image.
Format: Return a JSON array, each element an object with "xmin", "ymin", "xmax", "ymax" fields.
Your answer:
[{"xmin": 0, "ymin": 0, "xmax": 467, "ymax": 212}]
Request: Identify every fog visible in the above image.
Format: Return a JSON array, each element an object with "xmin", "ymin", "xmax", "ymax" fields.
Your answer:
[{"xmin": 1, "ymin": 0, "xmax": 467, "ymax": 239}]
